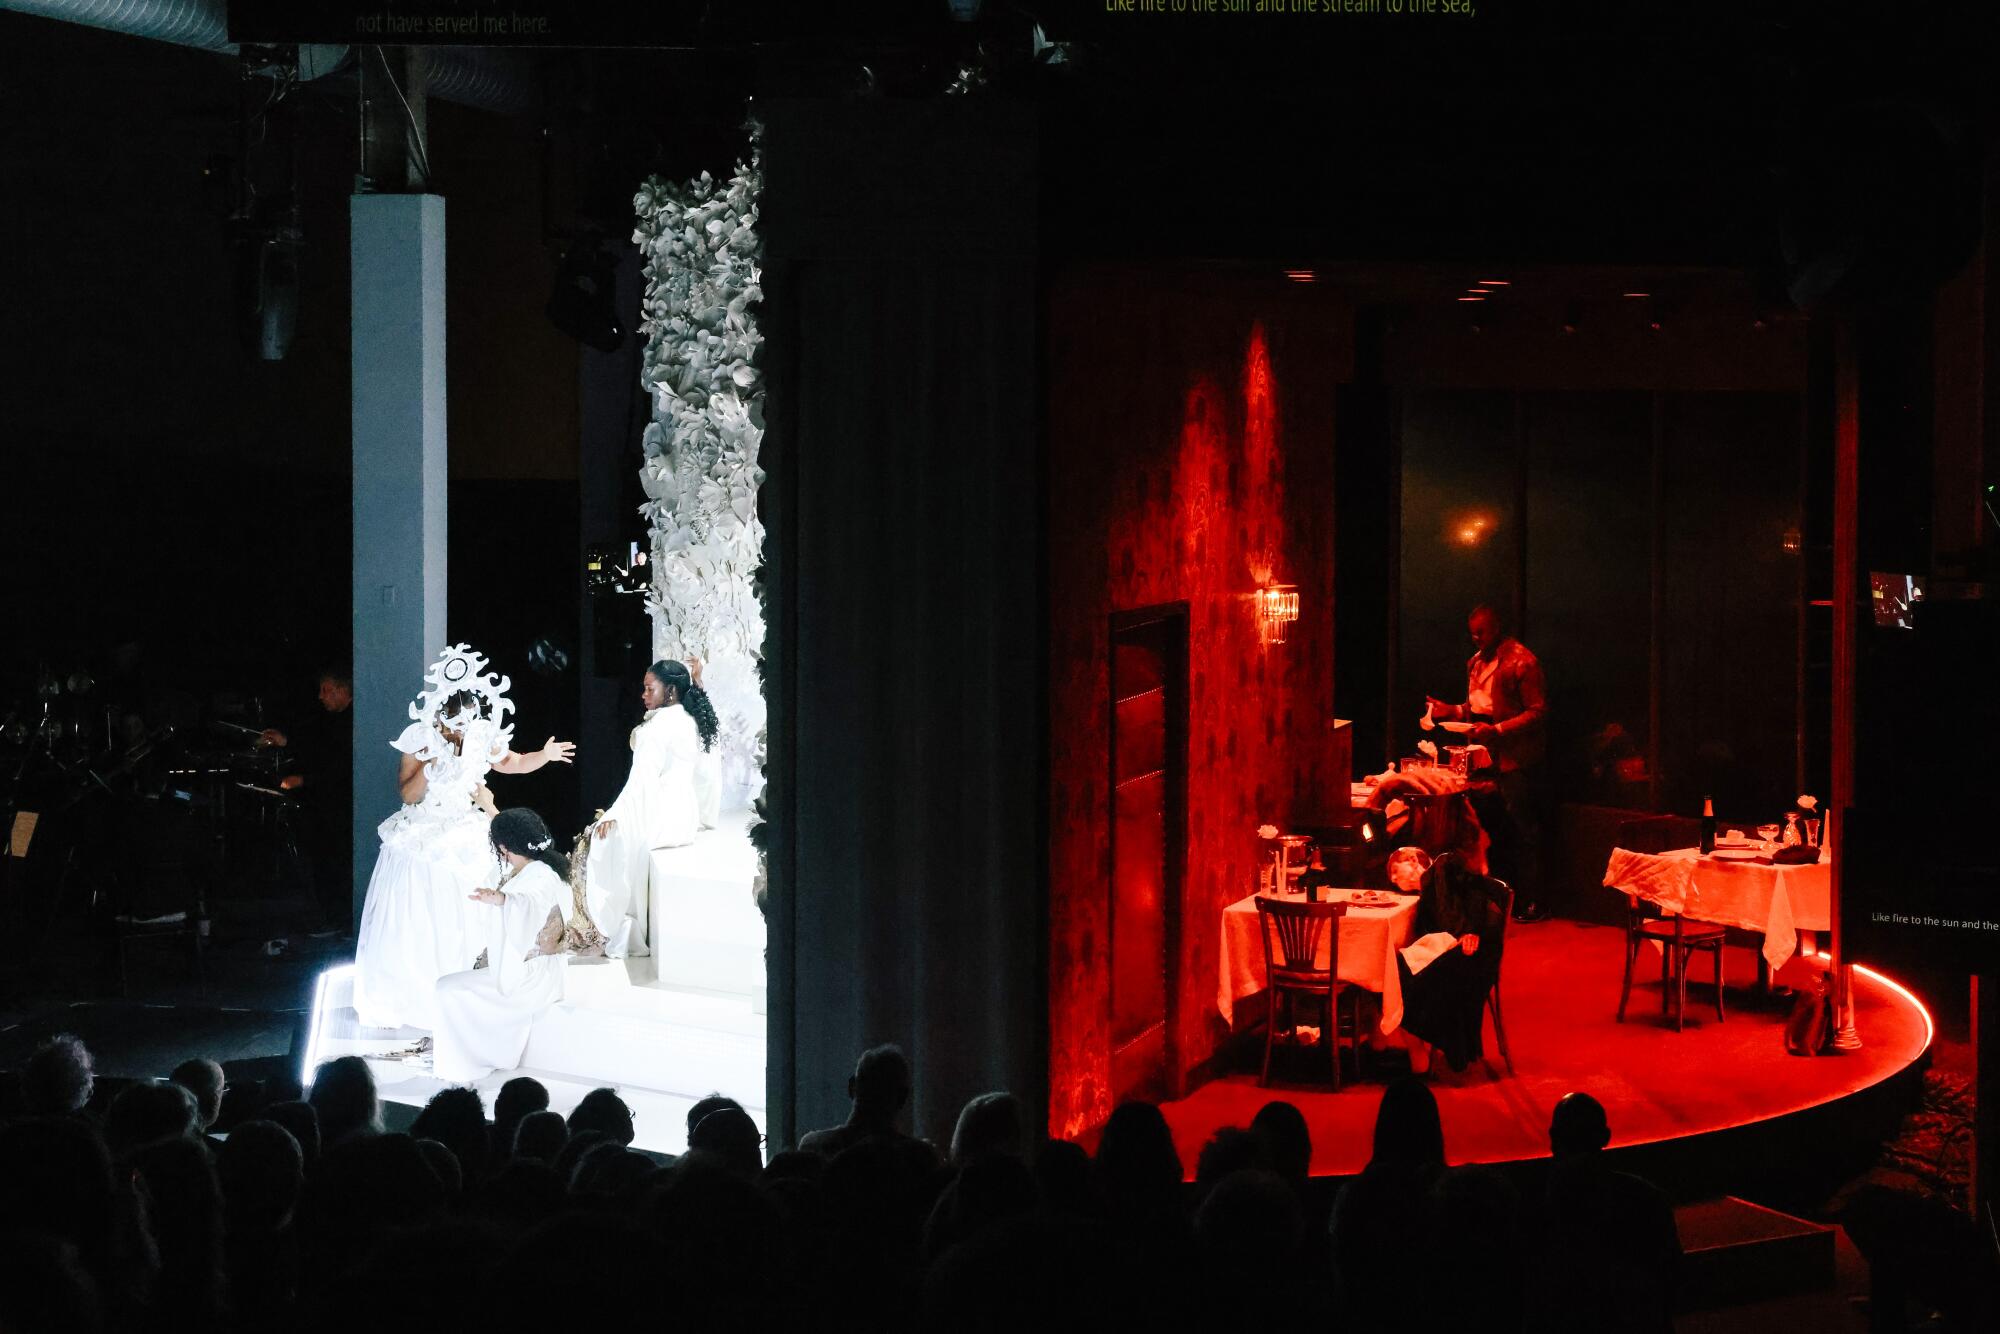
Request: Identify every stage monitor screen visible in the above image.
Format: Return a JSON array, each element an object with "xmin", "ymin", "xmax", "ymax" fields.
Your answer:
[{"xmin": 1868, "ymin": 571, "xmax": 1924, "ymax": 628}]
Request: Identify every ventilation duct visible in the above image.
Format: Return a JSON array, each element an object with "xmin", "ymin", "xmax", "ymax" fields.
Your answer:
[{"xmin": 0, "ymin": 0, "xmax": 541, "ymax": 116}]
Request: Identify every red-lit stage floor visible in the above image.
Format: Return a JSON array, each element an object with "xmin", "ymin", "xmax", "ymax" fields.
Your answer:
[{"xmin": 1160, "ymin": 918, "xmax": 1932, "ymax": 1180}]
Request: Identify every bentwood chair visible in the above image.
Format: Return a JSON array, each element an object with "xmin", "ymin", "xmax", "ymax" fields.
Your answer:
[
  {"xmin": 1254, "ymin": 896, "xmax": 1355, "ymax": 1089},
  {"xmin": 1613, "ymin": 817, "xmax": 1725, "ymax": 1031},
  {"xmin": 1483, "ymin": 877, "xmax": 1516, "ymax": 1075},
  {"xmin": 1430, "ymin": 853, "xmax": 1516, "ymax": 1077}
]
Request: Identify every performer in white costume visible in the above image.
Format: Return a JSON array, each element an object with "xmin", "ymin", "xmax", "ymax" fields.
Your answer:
[
  {"xmin": 432, "ymin": 807, "xmax": 570, "ymax": 1082},
  {"xmin": 584, "ymin": 658, "xmax": 719, "ymax": 957},
  {"xmin": 352, "ymin": 645, "xmax": 574, "ymax": 1031}
]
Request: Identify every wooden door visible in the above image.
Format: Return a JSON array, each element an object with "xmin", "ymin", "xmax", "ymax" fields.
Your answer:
[{"xmin": 1109, "ymin": 606, "xmax": 1186, "ymax": 1103}]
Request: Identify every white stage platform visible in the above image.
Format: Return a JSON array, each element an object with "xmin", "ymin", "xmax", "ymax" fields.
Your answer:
[{"xmin": 304, "ymin": 814, "xmax": 766, "ymax": 1158}]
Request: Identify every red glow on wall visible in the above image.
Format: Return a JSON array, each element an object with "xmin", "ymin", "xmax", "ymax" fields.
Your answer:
[{"xmin": 1047, "ymin": 278, "xmax": 1340, "ymax": 1141}]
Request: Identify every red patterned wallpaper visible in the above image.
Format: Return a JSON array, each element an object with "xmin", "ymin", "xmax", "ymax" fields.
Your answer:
[{"xmin": 1047, "ymin": 270, "xmax": 1346, "ymax": 1139}]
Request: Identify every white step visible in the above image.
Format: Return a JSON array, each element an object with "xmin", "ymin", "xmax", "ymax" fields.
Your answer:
[{"xmin": 646, "ymin": 813, "xmax": 766, "ymax": 1009}]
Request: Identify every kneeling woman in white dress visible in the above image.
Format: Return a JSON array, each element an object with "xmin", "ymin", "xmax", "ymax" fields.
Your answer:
[
  {"xmin": 351, "ymin": 645, "xmax": 574, "ymax": 1031},
  {"xmin": 433, "ymin": 807, "xmax": 570, "ymax": 1083},
  {"xmin": 583, "ymin": 659, "xmax": 721, "ymax": 957}
]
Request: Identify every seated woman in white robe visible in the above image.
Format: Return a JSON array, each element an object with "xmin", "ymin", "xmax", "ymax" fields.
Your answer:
[
  {"xmin": 433, "ymin": 807, "xmax": 570, "ymax": 1083},
  {"xmin": 583, "ymin": 659, "xmax": 717, "ymax": 957},
  {"xmin": 352, "ymin": 645, "xmax": 574, "ymax": 1031}
]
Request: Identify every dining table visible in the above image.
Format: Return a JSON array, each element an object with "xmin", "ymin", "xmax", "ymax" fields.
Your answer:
[
  {"xmin": 1602, "ymin": 843, "xmax": 1832, "ymax": 971},
  {"xmin": 1217, "ymin": 886, "xmax": 1423, "ymax": 1034}
]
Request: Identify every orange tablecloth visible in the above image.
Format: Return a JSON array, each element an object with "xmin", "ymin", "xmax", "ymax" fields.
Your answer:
[
  {"xmin": 1603, "ymin": 846, "xmax": 1832, "ymax": 971},
  {"xmin": 1218, "ymin": 888, "xmax": 1421, "ymax": 1033}
]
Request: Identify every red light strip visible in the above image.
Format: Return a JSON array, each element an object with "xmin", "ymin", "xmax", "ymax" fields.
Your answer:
[{"xmin": 1813, "ymin": 952, "xmax": 1935, "ymax": 1050}]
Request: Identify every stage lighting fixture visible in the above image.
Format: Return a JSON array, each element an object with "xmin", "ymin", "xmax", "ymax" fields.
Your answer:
[
  {"xmin": 526, "ymin": 637, "xmax": 571, "ymax": 675},
  {"xmin": 548, "ymin": 239, "xmax": 625, "ymax": 352},
  {"xmin": 300, "ymin": 962, "xmax": 357, "ymax": 1088}
]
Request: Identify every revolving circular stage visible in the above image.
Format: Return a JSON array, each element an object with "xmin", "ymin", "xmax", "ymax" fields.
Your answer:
[{"xmin": 1160, "ymin": 918, "xmax": 1932, "ymax": 1183}]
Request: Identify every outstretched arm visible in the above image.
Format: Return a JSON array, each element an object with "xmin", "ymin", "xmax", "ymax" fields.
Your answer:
[{"xmin": 492, "ymin": 736, "xmax": 576, "ymax": 775}]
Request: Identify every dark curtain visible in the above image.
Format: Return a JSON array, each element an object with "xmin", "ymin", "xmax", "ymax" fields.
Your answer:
[{"xmin": 761, "ymin": 101, "xmax": 1046, "ymax": 1149}]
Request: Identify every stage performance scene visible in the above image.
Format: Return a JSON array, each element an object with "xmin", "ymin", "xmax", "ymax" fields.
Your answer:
[{"xmin": 3, "ymin": 4, "xmax": 1998, "ymax": 1333}]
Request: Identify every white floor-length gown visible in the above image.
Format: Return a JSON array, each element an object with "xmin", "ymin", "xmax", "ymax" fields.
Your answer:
[
  {"xmin": 351, "ymin": 719, "xmax": 505, "ymax": 1030},
  {"xmin": 432, "ymin": 860, "xmax": 568, "ymax": 1082},
  {"xmin": 585, "ymin": 703, "xmax": 699, "ymax": 957}
]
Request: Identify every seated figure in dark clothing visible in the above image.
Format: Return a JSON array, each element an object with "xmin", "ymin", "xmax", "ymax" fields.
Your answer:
[{"xmin": 1395, "ymin": 854, "xmax": 1508, "ymax": 1074}]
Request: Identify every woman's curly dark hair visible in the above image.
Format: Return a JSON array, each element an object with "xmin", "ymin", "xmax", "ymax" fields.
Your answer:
[
  {"xmin": 648, "ymin": 660, "xmax": 719, "ymax": 753},
  {"xmin": 490, "ymin": 807, "xmax": 572, "ymax": 883}
]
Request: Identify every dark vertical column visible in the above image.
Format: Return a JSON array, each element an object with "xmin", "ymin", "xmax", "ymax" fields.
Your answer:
[
  {"xmin": 1830, "ymin": 315, "xmax": 1861, "ymax": 1048},
  {"xmin": 1647, "ymin": 393, "xmax": 1663, "ymax": 811},
  {"xmin": 576, "ymin": 243, "xmax": 643, "ymax": 829},
  {"xmin": 761, "ymin": 100, "xmax": 1044, "ymax": 1147},
  {"xmin": 760, "ymin": 253, "xmax": 800, "ymax": 1150},
  {"xmin": 1333, "ymin": 306, "xmax": 1390, "ymax": 773},
  {"xmin": 350, "ymin": 193, "xmax": 447, "ymax": 927}
]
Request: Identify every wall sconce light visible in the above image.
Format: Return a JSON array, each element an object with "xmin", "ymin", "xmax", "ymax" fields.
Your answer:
[
  {"xmin": 1450, "ymin": 512, "xmax": 1496, "ymax": 548},
  {"xmin": 1781, "ymin": 527, "xmax": 1803, "ymax": 555},
  {"xmin": 1257, "ymin": 584, "xmax": 1300, "ymax": 644}
]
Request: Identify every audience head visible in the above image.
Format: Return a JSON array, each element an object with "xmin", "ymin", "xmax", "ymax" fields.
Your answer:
[
  {"xmin": 102, "ymin": 1080, "xmax": 200, "ymax": 1159},
  {"xmin": 553, "ymin": 1130, "xmax": 610, "ymax": 1187},
  {"xmin": 128, "ymin": 1136, "xmax": 226, "ymax": 1319},
  {"xmin": 567, "ymin": 1088, "xmax": 635, "ymax": 1146},
  {"xmin": 1250, "ymin": 1100, "xmax": 1312, "ymax": 1187},
  {"xmin": 849, "ymin": 1044, "xmax": 913, "ymax": 1120},
  {"xmin": 1194, "ymin": 1126, "xmax": 1266, "ymax": 1193},
  {"xmin": 308, "ymin": 1056, "xmax": 382, "ymax": 1147},
  {"xmin": 1095, "ymin": 1101, "xmax": 1183, "ymax": 1213},
  {"xmin": 1196, "ymin": 1168, "xmax": 1302, "ymax": 1270},
  {"xmin": 1371, "ymin": 1077, "xmax": 1445, "ymax": 1172},
  {"xmin": 169, "ymin": 1059, "xmax": 226, "ymax": 1130},
  {"xmin": 493, "ymin": 1076, "xmax": 549, "ymax": 1144},
  {"xmin": 411, "ymin": 1086, "xmax": 489, "ymax": 1182},
  {"xmin": 924, "ymin": 1151, "xmax": 1039, "ymax": 1260},
  {"xmin": 950, "ymin": 1091, "xmax": 1023, "ymax": 1165},
  {"xmin": 0, "ymin": 1118, "xmax": 115, "ymax": 1275},
  {"xmin": 261, "ymin": 1100, "xmax": 321, "ymax": 1166},
  {"xmin": 571, "ymin": 1142, "xmax": 656, "ymax": 1199},
  {"xmin": 215, "ymin": 1120, "xmax": 304, "ymax": 1232},
  {"xmin": 763, "ymin": 1148, "xmax": 826, "ymax": 1184},
  {"xmin": 413, "ymin": 1138, "xmax": 464, "ymax": 1198},
  {"xmin": 512, "ymin": 1109, "xmax": 568, "ymax": 1165},
  {"xmin": 1548, "ymin": 1091, "xmax": 1612, "ymax": 1157},
  {"xmin": 686, "ymin": 1093, "xmax": 743, "ymax": 1141},
  {"xmin": 21, "ymin": 1034, "xmax": 95, "ymax": 1116},
  {"xmin": 1034, "ymin": 1138, "xmax": 1098, "ymax": 1218},
  {"xmin": 0, "ymin": 1229, "xmax": 103, "ymax": 1334},
  {"xmin": 687, "ymin": 1104, "xmax": 763, "ymax": 1180}
]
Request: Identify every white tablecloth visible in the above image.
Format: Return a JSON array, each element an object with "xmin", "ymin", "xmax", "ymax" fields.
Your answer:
[
  {"xmin": 1603, "ymin": 846, "xmax": 1832, "ymax": 971},
  {"xmin": 1218, "ymin": 889, "xmax": 1421, "ymax": 1033}
]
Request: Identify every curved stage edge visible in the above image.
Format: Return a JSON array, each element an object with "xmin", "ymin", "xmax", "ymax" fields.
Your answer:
[{"xmin": 1158, "ymin": 919, "xmax": 1932, "ymax": 1189}]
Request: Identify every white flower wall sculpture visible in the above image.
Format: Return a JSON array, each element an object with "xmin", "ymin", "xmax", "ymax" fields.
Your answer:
[{"xmin": 633, "ymin": 129, "xmax": 767, "ymax": 809}]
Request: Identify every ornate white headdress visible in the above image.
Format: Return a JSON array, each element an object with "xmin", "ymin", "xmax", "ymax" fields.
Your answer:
[{"xmin": 409, "ymin": 643, "xmax": 516, "ymax": 743}]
